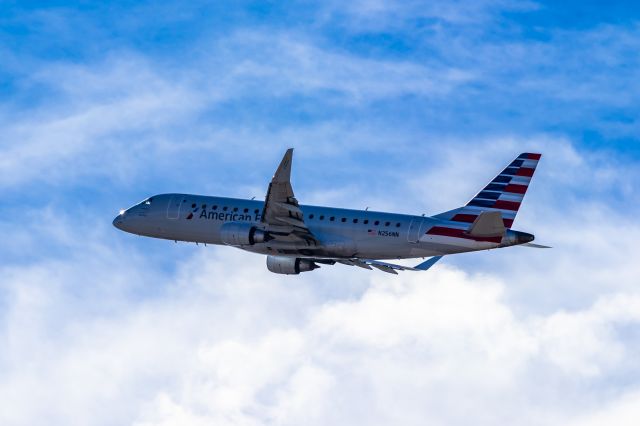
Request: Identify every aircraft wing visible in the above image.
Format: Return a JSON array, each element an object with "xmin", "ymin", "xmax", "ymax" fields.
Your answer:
[
  {"xmin": 329, "ymin": 256, "xmax": 443, "ymax": 274},
  {"xmin": 260, "ymin": 148, "xmax": 317, "ymax": 245}
]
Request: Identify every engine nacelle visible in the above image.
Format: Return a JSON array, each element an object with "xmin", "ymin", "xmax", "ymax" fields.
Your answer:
[
  {"xmin": 220, "ymin": 222, "xmax": 268, "ymax": 246},
  {"xmin": 266, "ymin": 256, "xmax": 319, "ymax": 275}
]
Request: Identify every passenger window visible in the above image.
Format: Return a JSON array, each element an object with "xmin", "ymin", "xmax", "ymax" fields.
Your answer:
[
  {"xmin": 213, "ymin": 205, "xmax": 217, "ymax": 210},
  {"xmin": 319, "ymin": 215, "xmax": 325, "ymax": 220},
  {"xmin": 202, "ymin": 204, "xmax": 206, "ymax": 209},
  {"xmin": 385, "ymin": 221, "xmax": 390, "ymax": 226},
  {"xmin": 233, "ymin": 207, "xmax": 238, "ymax": 212},
  {"xmin": 364, "ymin": 219, "xmax": 369, "ymax": 224},
  {"xmin": 254, "ymin": 209, "xmax": 259, "ymax": 214},
  {"xmin": 396, "ymin": 222, "xmax": 401, "ymax": 227},
  {"xmin": 191, "ymin": 203, "xmax": 196, "ymax": 208},
  {"xmin": 309, "ymin": 214, "xmax": 314, "ymax": 219},
  {"xmin": 374, "ymin": 220, "xmax": 380, "ymax": 226},
  {"xmin": 244, "ymin": 208, "xmax": 249, "ymax": 213},
  {"xmin": 341, "ymin": 218, "xmax": 346, "ymax": 223},
  {"xmin": 223, "ymin": 206, "xmax": 228, "ymax": 211},
  {"xmin": 330, "ymin": 216, "xmax": 335, "ymax": 221},
  {"xmin": 353, "ymin": 218, "xmax": 358, "ymax": 223}
]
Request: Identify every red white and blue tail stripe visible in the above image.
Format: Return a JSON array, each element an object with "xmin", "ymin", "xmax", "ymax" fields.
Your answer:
[{"xmin": 434, "ymin": 153, "xmax": 541, "ymax": 230}]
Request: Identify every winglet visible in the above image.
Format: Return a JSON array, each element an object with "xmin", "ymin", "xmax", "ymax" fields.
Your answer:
[
  {"xmin": 414, "ymin": 256, "xmax": 443, "ymax": 271},
  {"xmin": 273, "ymin": 148, "xmax": 294, "ymax": 183}
]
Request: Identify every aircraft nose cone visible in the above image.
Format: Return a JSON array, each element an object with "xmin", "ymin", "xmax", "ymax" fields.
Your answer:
[{"xmin": 113, "ymin": 214, "xmax": 124, "ymax": 230}]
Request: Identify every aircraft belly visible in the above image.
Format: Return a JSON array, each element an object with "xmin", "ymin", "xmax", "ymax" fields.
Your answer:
[
  {"xmin": 136, "ymin": 216, "xmax": 224, "ymax": 244},
  {"xmin": 418, "ymin": 235, "xmax": 499, "ymax": 254},
  {"xmin": 355, "ymin": 240, "xmax": 408, "ymax": 259},
  {"xmin": 355, "ymin": 235, "xmax": 498, "ymax": 259}
]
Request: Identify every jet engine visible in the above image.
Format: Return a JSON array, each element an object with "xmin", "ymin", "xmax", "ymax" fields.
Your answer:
[
  {"xmin": 266, "ymin": 256, "xmax": 319, "ymax": 274},
  {"xmin": 220, "ymin": 222, "xmax": 269, "ymax": 246}
]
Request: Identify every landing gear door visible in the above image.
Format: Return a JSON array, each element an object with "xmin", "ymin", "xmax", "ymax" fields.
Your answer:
[
  {"xmin": 167, "ymin": 196, "xmax": 182, "ymax": 220},
  {"xmin": 407, "ymin": 218, "xmax": 424, "ymax": 243}
]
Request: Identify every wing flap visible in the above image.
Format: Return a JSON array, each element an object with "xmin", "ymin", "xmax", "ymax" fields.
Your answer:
[
  {"xmin": 274, "ymin": 216, "xmax": 308, "ymax": 228},
  {"xmin": 370, "ymin": 264, "xmax": 399, "ymax": 274},
  {"xmin": 275, "ymin": 202, "xmax": 304, "ymax": 216}
]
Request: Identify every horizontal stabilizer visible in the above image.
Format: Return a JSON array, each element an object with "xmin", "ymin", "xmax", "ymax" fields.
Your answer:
[
  {"xmin": 521, "ymin": 242, "xmax": 552, "ymax": 248},
  {"xmin": 414, "ymin": 256, "xmax": 443, "ymax": 271},
  {"xmin": 468, "ymin": 211, "xmax": 506, "ymax": 237}
]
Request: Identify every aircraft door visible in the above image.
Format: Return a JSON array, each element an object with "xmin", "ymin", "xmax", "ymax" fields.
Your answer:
[
  {"xmin": 167, "ymin": 196, "xmax": 182, "ymax": 219},
  {"xmin": 407, "ymin": 218, "xmax": 424, "ymax": 243}
]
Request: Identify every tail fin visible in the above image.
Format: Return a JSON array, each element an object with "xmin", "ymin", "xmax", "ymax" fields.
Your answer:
[{"xmin": 434, "ymin": 153, "xmax": 541, "ymax": 228}]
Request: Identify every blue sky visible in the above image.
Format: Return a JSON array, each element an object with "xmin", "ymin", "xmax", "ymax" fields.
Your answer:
[{"xmin": 1, "ymin": 1, "xmax": 640, "ymax": 425}]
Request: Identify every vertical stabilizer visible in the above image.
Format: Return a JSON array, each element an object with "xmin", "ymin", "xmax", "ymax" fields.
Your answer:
[{"xmin": 434, "ymin": 153, "xmax": 541, "ymax": 228}]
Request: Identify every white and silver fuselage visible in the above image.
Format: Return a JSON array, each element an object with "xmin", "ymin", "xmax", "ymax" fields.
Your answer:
[{"xmin": 113, "ymin": 193, "xmax": 532, "ymax": 260}]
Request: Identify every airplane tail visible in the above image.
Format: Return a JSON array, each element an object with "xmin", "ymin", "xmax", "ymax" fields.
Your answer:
[{"xmin": 434, "ymin": 153, "xmax": 541, "ymax": 228}]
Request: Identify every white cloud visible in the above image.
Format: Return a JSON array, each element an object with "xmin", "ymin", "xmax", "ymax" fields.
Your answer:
[
  {"xmin": 318, "ymin": 0, "xmax": 538, "ymax": 29},
  {"xmin": 3, "ymin": 16, "xmax": 639, "ymax": 191},
  {"xmin": 1, "ymin": 237, "xmax": 640, "ymax": 425},
  {"xmin": 402, "ymin": 136, "xmax": 640, "ymax": 314},
  {"xmin": 0, "ymin": 29, "xmax": 475, "ymax": 190},
  {"xmin": 0, "ymin": 55, "xmax": 205, "ymax": 188},
  {"xmin": 216, "ymin": 31, "xmax": 474, "ymax": 100},
  {"xmin": 567, "ymin": 390, "xmax": 640, "ymax": 426},
  {"xmin": 2, "ymin": 3, "xmax": 640, "ymax": 425}
]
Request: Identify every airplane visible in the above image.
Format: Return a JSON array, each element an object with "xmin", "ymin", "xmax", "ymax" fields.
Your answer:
[{"xmin": 113, "ymin": 149, "xmax": 547, "ymax": 274}]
